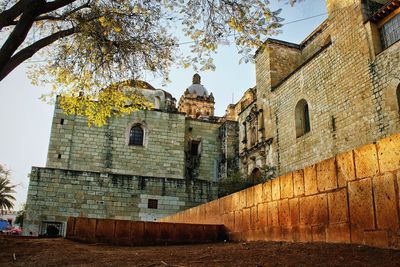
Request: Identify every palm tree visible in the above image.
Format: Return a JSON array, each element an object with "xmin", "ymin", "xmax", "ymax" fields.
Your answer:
[{"xmin": 0, "ymin": 165, "xmax": 16, "ymax": 215}]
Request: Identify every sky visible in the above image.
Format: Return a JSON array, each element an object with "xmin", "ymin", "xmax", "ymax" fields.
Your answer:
[{"xmin": 0, "ymin": 1, "xmax": 327, "ymax": 209}]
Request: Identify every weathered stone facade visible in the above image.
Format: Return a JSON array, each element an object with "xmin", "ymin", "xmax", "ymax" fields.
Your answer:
[
  {"xmin": 24, "ymin": 78, "xmax": 232, "ymax": 236},
  {"xmin": 24, "ymin": 0, "xmax": 400, "ymax": 238},
  {"xmin": 47, "ymin": 107, "xmax": 186, "ymax": 179},
  {"xmin": 233, "ymin": 0, "xmax": 400, "ymax": 177},
  {"xmin": 218, "ymin": 120, "xmax": 240, "ymax": 180},
  {"xmin": 160, "ymin": 133, "xmax": 400, "ymax": 250},
  {"xmin": 26, "ymin": 167, "xmax": 217, "ymax": 234}
]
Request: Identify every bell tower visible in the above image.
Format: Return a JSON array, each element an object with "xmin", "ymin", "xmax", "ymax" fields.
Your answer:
[{"xmin": 178, "ymin": 74, "xmax": 215, "ymax": 119}]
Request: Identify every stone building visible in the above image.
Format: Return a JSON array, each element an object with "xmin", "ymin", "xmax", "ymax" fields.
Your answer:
[
  {"xmin": 24, "ymin": 0, "xmax": 400, "ymax": 237},
  {"xmin": 229, "ymin": 0, "xmax": 400, "ymax": 177},
  {"xmin": 178, "ymin": 74, "xmax": 215, "ymax": 119},
  {"xmin": 24, "ymin": 76, "xmax": 237, "ymax": 236}
]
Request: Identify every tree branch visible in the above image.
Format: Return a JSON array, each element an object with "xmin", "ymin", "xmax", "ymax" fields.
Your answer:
[
  {"xmin": 0, "ymin": 0, "xmax": 32, "ymax": 30},
  {"xmin": 0, "ymin": 0, "xmax": 47, "ymax": 73},
  {"xmin": 36, "ymin": 1, "xmax": 91, "ymax": 22},
  {"xmin": 0, "ymin": 27, "xmax": 77, "ymax": 81},
  {"xmin": 7, "ymin": 1, "xmax": 91, "ymax": 27},
  {"xmin": 0, "ymin": 0, "xmax": 81, "ymax": 80},
  {"xmin": 42, "ymin": 0, "xmax": 77, "ymax": 14}
]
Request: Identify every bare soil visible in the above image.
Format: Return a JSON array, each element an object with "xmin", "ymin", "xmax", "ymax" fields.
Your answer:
[{"xmin": 1, "ymin": 236, "xmax": 400, "ymax": 266}]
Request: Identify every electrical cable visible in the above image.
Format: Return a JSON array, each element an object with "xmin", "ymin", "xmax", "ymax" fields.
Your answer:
[{"xmin": 21, "ymin": 12, "xmax": 329, "ymax": 64}]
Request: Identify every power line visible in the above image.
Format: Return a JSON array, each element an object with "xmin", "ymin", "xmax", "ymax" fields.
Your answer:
[
  {"xmin": 21, "ymin": 12, "xmax": 328, "ymax": 64},
  {"xmin": 282, "ymin": 12, "xmax": 327, "ymax": 25},
  {"xmin": 175, "ymin": 12, "xmax": 328, "ymax": 46}
]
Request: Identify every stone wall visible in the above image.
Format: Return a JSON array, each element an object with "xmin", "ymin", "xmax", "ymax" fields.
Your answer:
[
  {"xmin": 184, "ymin": 119, "xmax": 222, "ymax": 181},
  {"xmin": 370, "ymin": 40, "xmax": 400, "ymax": 138},
  {"xmin": 24, "ymin": 167, "xmax": 218, "ymax": 236},
  {"xmin": 26, "ymin": 79, "xmax": 230, "ymax": 236},
  {"xmin": 242, "ymin": 0, "xmax": 400, "ymax": 176},
  {"xmin": 160, "ymin": 133, "xmax": 400, "ymax": 249},
  {"xmin": 65, "ymin": 217, "xmax": 225, "ymax": 246},
  {"xmin": 47, "ymin": 99, "xmax": 225, "ymax": 182},
  {"xmin": 218, "ymin": 120, "xmax": 239, "ymax": 179},
  {"xmin": 267, "ymin": 41, "xmax": 302, "ymax": 88},
  {"xmin": 47, "ymin": 105, "xmax": 187, "ymax": 179}
]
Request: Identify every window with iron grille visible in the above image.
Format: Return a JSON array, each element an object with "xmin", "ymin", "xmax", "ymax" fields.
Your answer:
[
  {"xmin": 39, "ymin": 221, "xmax": 64, "ymax": 237},
  {"xmin": 129, "ymin": 125, "xmax": 144, "ymax": 146},
  {"xmin": 381, "ymin": 13, "xmax": 400, "ymax": 49}
]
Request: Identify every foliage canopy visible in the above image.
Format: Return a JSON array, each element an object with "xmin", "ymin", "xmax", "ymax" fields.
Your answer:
[{"xmin": 0, "ymin": 0, "xmax": 298, "ymax": 125}]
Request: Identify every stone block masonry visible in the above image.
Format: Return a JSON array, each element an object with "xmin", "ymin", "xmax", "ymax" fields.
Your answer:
[
  {"xmin": 184, "ymin": 119, "xmax": 222, "ymax": 181},
  {"xmin": 66, "ymin": 217, "xmax": 226, "ymax": 246},
  {"xmin": 47, "ymin": 107, "xmax": 187, "ymax": 179},
  {"xmin": 24, "ymin": 74, "xmax": 236, "ymax": 236},
  {"xmin": 237, "ymin": 0, "xmax": 400, "ymax": 177},
  {"xmin": 23, "ymin": 167, "xmax": 218, "ymax": 236},
  {"xmin": 160, "ymin": 133, "xmax": 400, "ymax": 250}
]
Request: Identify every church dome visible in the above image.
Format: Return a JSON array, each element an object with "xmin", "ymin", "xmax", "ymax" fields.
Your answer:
[
  {"xmin": 186, "ymin": 74, "xmax": 208, "ymax": 96},
  {"xmin": 187, "ymin": 84, "xmax": 208, "ymax": 96}
]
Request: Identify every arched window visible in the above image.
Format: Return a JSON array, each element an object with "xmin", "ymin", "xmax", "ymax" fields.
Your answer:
[
  {"xmin": 397, "ymin": 84, "xmax": 400, "ymax": 112},
  {"xmin": 295, "ymin": 99, "xmax": 311, "ymax": 138},
  {"xmin": 129, "ymin": 125, "xmax": 144, "ymax": 146},
  {"xmin": 154, "ymin": 96, "xmax": 161, "ymax": 109}
]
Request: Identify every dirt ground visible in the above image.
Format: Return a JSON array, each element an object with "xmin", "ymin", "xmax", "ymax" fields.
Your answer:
[{"xmin": 1, "ymin": 236, "xmax": 400, "ymax": 266}]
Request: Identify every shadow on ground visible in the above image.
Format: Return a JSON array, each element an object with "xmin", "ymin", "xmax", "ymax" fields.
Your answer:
[{"xmin": 1, "ymin": 236, "xmax": 400, "ymax": 266}]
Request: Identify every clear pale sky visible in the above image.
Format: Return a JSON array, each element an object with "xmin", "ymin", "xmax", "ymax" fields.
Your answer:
[{"xmin": 0, "ymin": 1, "xmax": 327, "ymax": 209}]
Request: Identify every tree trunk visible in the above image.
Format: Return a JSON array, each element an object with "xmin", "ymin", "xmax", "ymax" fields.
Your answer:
[
  {"xmin": 0, "ymin": 0, "xmax": 77, "ymax": 81},
  {"xmin": 0, "ymin": 28, "xmax": 76, "ymax": 81}
]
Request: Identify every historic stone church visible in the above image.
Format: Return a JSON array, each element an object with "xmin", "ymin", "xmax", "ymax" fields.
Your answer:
[
  {"xmin": 24, "ymin": 0, "xmax": 400, "ymax": 236},
  {"xmin": 24, "ymin": 74, "xmax": 239, "ymax": 236}
]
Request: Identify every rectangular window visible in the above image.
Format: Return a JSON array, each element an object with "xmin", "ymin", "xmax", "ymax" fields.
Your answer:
[
  {"xmin": 381, "ymin": 13, "xmax": 400, "ymax": 49},
  {"xmin": 304, "ymin": 104, "xmax": 311, "ymax": 134},
  {"xmin": 39, "ymin": 221, "xmax": 64, "ymax": 237},
  {"xmin": 190, "ymin": 141, "xmax": 200, "ymax": 156},
  {"xmin": 148, "ymin": 199, "xmax": 158, "ymax": 209}
]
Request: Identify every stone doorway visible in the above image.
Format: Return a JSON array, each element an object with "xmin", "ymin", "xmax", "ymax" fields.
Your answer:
[{"xmin": 250, "ymin": 168, "xmax": 262, "ymax": 183}]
